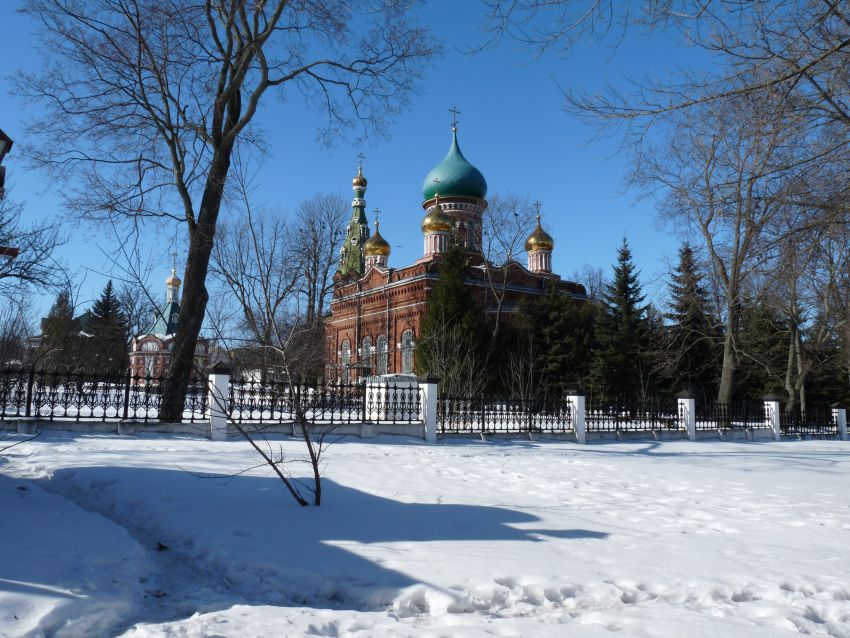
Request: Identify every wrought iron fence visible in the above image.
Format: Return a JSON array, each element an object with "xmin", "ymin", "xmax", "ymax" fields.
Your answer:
[
  {"xmin": 227, "ymin": 378, "xmax": 423, "ymax": 426},
  {"xmin": 780, "ymin": 406, "xmax": 837, "ymax": 437},
  {"xmin": 0, "ymin": 368, "xmax": 208, "ymax": 423},
  {"xmin": 585, "ymin": 402, "xmax": 681, "ymax": 432},
  {"xmin": 694, "ymin": 401, "xmax": 768, "ymax": 431},
  {"xmin": 437, "ymin": 396, "xmax": 573, "ymax": 434}
]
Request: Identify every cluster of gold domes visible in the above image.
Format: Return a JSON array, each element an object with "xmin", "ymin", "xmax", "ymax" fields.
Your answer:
[
  {"xmin": 364, "ymin": 220, "xmax": 391, "ymax": 257},
  {"xmin": 421, "ymin": 195, "xmax": 453, "ymax": 233},
  {"xmin": 525, "ymin": 213, "xmax": 554, "ymax": 252}
]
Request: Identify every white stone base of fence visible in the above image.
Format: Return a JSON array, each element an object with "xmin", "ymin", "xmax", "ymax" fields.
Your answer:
[
  {"xmin": 677, "ymin": 393, "xmax": 696, "ymax": 441},
  {"xmin": 1, "ymin": 418, "xmax": 427, "ymax": 440},
  {"xmin": 834, "ymin": 407, "xmax": 847, "ymax": 441},
  {"xmin": 764, "ymin": 398, "xmax": 781, "ymax": 440}
]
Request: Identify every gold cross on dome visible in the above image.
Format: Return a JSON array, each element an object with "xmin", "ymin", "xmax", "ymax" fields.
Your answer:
[
  {"xmin": 357, "ymin": 152, "xmax": 365, "ymax": 170},
  {"xmin": 533, "ymin": 201, "xmax": 542, "ymax": 222},
  {"xmin": 449, "ymin": 106, "xmax": 461, "ymax": 131},
  {"xmin": 373, "ymin": 208, "xmax": 381, "ymax": 227}
]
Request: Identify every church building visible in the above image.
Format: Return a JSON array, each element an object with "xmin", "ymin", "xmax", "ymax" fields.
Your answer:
[
  {"xmin": 327, "ymin": 120, "xmax": 587, "ymax": 381},
  {"xmin": 129, "ymin": 268, "xmax": 210, "ymax": 379}
]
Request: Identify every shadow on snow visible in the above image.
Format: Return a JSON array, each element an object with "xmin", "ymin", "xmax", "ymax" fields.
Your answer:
[{"xmin": 19, "ymin": 465, "xmax": 607, "ymax": 631}]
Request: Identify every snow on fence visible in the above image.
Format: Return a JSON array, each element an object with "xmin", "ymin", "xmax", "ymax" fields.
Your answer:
[
  {"xmin": 437, "ymin": 396, "xmax": 573, "ymax": 434},
  {"xmin": 0, "ymin": 367, "xmax": 845, "ymax": 444},
  {"xmin": 780, "ymin": 406, "xmax": 838, "ymax": 437},
  {"xmin": 0, "ymin": 368, "xmax": 423, "ymax": 428},
  {"xmin": 227, "ymin": 377, "xmax": 422, "ymax": 426},
  {"xmin": 585, "ymin": 402, "xmax": 681, "ymax": 432},
  {"xmin": 694, "ymin": 401, "xmax": 768, "ymax": 431},
  {"xmin": 0, "ymin": 368, "xmax": 208, "ymax": 423}
]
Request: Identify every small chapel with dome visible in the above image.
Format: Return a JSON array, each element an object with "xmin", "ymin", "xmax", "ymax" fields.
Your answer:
[
  {"xmin": 129, "ymin": 267, "xmax": 210, "ymax": 380},
  {"xmin": 327, "ymin": 118, "xmax": 586, "ymax": 380}
]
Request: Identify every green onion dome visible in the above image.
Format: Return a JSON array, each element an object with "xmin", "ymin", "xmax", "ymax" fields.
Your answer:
[
  {"xmin": 422, "ymin": 130, "xmax": 487, "ymax": 201},
  {"xmin": 525, "ymin": 215, "xmax": 554, "ymax": 252},
  {"xmin": 363, "ymin": 221, "xmax": 391, "ymax": 257}
]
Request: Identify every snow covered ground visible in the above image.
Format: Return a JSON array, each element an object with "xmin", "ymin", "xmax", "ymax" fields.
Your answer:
[{"xmin": 2, "ymin": 431, "xmax": 850, "ymax": 637}]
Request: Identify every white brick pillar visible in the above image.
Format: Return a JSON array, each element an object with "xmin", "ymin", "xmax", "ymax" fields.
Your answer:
[
  {"xmin": 207, "ymin": 362, "xmax": 231, "ymax": 441},
  {"xmin": 763, "ymin": 396, "xmax": 781, "ymax": 441},
  {"xmin": 833, "ymin": 404, "xmax": 847, "ymax": 441},
  {"xmin": 418, "ymin": 375, "xmax": 439, "ymax": 444},
  {"xmin": 677, "ymin": 391, "xmax": 696, "ymax": 441},
  {"xmin": 566, "ymin": 390, "xmax": 586, "ymax": 444}
]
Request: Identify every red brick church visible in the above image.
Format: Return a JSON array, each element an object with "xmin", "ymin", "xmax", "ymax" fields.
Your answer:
[{"xmin": 327, "ymin": 120, "xmax": 586, "ymax": 381}]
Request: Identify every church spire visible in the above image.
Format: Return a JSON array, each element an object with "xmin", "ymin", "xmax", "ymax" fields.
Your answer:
[{"xmin": 337, "ymin": 157, "xmax": 371, "ymax": 277}]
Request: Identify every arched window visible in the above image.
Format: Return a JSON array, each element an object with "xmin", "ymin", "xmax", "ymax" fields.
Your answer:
[
  {"xmin": 376, "ymin": 335, "xmax": 388, "ymax": 375},
  {"xmin": 401, "ymin": 329, "xmax": 414, "ymax": 374},
  {"xmin": 362, "ymin": 336, "xmax": 373, "ymax": 377},
  {"xmin": 341, "ymin": 339, "xmax": 351, "ymax": 383}
]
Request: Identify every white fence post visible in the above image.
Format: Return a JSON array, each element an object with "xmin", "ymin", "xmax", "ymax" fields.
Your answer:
[
  {"xmin": 833, "ymin": 403, "xmax": 847, "ymax": 441},
  {"xmin": 207, "ymin": 362, "xmax": 231, "ymax": 441},
  {"xmin": 566, "ymin": 390, "xmax": 586, "ymax": 444},
  {"xmin": 418, "ymin": 375, "xmax": 439, "ymax": 443},
  {"xmin": 763, "ymin": 396, "xmax": 781, "ymax": 441},
  {"xmin": 677, "ymin": 391, "xmax": 696, "ymax": 441}
]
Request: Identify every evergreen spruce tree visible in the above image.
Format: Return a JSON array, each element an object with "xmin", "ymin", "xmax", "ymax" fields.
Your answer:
[
  {"xmin": 735, "ymin": 298, "xmax": 787, "ymax": 399},
  {"xmin": 665, "ymin": 244, "xmax": 720, "ymax": 402},
  {"xmin": 591, "ymin": 238, "xmax": 650, "ymax": 402},
  {"xmin": 87, "ymin": 280, "xmax": 129, "ymax": 371},
  {"xmin": 40, "ymin": 289, "xmax": 78, "ymax": 369},
  {"xmin": 416, "ymin": 242, "xmax": 489, "ymax": 395},
  {"xmin": 519, "ymin": 283, "xmax": 595, "ymax": 396}
]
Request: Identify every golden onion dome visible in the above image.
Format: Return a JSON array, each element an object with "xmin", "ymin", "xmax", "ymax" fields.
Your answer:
[
  {"xmin": 421, "ymin": 200, "xmax": 453, "ymax": 233},
  {"xmin": 352, "ymin": 165, "xmax": 367, "ymax": 188},
  {"xmin": 525, "ymin": 214, "xmax": 555, "ymax": 252},
  {"xmin": 364, "ymin": 221, "xmax": 390, "ymax": 257},
  {"xmin": 165, "ymin": 268, "xmax": 182, "ymax": 287}
]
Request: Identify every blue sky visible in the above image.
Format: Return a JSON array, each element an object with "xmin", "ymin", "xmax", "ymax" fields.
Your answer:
[{"xmin": 0, "ymin": 2, "xmax": 702, "ymax": 316}]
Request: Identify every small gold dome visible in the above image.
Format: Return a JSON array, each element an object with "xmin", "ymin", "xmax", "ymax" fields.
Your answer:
[
  {"xmin": 525, "ymin": 215, "xmax": 554, "ymax": 252},
  {"xmin": 364, "ymin": 222, "xmax": 390, "ymax": 257},
  {"xmin": 165, "ymin": 268, "xmax": 182, "ymax": 287},
  {"xmin": 352, "ymin": 166, "xmax": 367, "ymax": 188},
  {"xmin": 421, "ymin": 203, "xmax": 453, "ymax": 233}
]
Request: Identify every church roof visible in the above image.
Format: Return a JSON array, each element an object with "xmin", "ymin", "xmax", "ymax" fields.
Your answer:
[
  {"xmin": 422, "ymin": 130, "xmax": 487, "ymax": 201},
  {"xmin": 145, "ymin": 301, "xmax": 180, "ymax": 337}
]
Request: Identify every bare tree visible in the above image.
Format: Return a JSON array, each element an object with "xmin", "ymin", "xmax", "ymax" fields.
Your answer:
[
  {"xmin": 486, "ymin": 1, "xmax": 850, "ymax": 131},
  {"xmin": 211, "ymin": 210, "xmax": 299, "ymax": 353},
  {"xmin": 770, "ymin": 213, "xmax": 849, "ymax": 411},
  {"xmin": 294, "ymin": 193, "xmax": 347, "ymax": 324},
  {"xmin": 479, "ymin": 193, "xmax": 536, "ymax": 339},
  {"xmin": 416, "ymin": 305, "xmax": 489, "ymax": 397},
  {"xmin": 633, "ymin": 91, "xmax": 804, "ymax": 402},
  {"xmin": 0, "ymin": 194, "xmax": 64, "ymax": 298},
  {"xmin": 18, "ymin": 0, "xmax": 436, "ymax": 422},
  {"xmin": 502, "ymin": 330, "xmax": 545, "ymax": 400},
  {"xmin": 0, "ymin": 295, "xmax": 36, "ymax": 366},
  {"xmin": 570, "ymin": 264, "xmax": 606, "ymax": 301},
  {"xmin": 209, "ymin": 182, "xmax": 346, "ymax": 505}
]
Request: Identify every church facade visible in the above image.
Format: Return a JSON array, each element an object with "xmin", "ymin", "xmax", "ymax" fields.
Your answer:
[
  {"xmin": 327, "ymin": 123, "xmax": 586, "ymax": 381},
  {"xmin": 129, "ymin": 269, "xmax": 209, "ymax": 379}
]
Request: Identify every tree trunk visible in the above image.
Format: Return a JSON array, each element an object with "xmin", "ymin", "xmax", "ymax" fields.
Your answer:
[
  {"xmin": 160, "ymin": 148, "xmax": 233, "ymax": 422},
  {"xmin": 785, "ymin": 330, "xmax": 796, "ymax": 411},
  {"xmin": 718, "ymin": 313, "xmax": 737, "ymax": 404}
]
